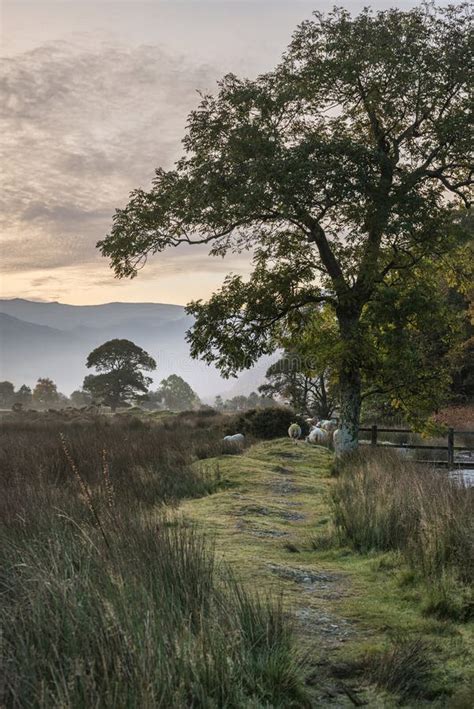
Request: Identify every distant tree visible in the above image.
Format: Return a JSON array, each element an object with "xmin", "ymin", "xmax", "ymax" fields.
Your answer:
[
  {"xmin": 33, "ymin": 378, "xmax": 59, "ymax": 408},
  {"xmin": 156, "ymin": 374, "xmax": 200, "ymax": 411},
  {"xmin": 227, "ymin": 395, "xmax": 249, "ymax": 412},
  {"xmin": 83, "ymin": 339, "xmax": 156, "ymax": 412},
  {"xmin": 214, "ymin": 395, "xmax": 224, "ymax": 410},
  {"xmin": 246, "ymin": 392, "xmax": 261, "ymax": 408},
  {"xmin": 0, "ymin": 381, "xmax": 15, "ymax": 409},
  {"xmin": 259, "ymin": 354, "xmax": 336, "ymax": 419},
  {"xmin": 70, "ymin": 389, "xmax": 93, "ymax": 407},
  {"xmin": 99, "ymin": 4, "xmax": 472, "ymax": 452},
  {"xmin": 221, "ymin": 392, "xmax": 274, "ymax": 412},
  {"xmin": 14, "ymin": 384, "xmax": 32, "ymax": 408}
]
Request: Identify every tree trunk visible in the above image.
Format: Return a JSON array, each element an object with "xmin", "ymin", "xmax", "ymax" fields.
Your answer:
[
  {"xmin": 335, "ymin": 313, "xmax": 363, "ymax": 455},
  {"xmin": 336, "ymin": 363, "xmax": 362, "ymax": 454},
  {"xmin": 318, "ymin": 374, "xmax": 332, "ymax": 420}
]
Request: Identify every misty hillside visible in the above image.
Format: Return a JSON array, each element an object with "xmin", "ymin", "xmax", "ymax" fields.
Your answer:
[{"xmin": 0, "ymin": 299, "xmax": 273, "ymax": 399}]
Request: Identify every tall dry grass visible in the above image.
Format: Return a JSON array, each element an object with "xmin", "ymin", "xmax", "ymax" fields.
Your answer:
[
  {"xmin": 0, "ymin": 412, "xmax": 237, "ymax": 526},
  {"xmin": 0, "ymin": 414, "xmax": 307, "ymax": 707},
  {"xmin": 331, "ymin": 449, "xmax": 473, "ymax": 620}
]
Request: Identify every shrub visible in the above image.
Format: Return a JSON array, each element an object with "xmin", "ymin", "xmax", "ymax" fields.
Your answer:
[{"xmin": 235, "ymin": 407, "xmax": 309, "ymax": 440}]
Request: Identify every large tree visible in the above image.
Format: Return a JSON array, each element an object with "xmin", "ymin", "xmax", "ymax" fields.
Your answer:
[
  {"xmin": 99, "ymin": 4, "xmax": 472, "ymax": 451},
  {"xmin": 155, "ymin": 374, "xmax": 200, "ymax": 411},
  {"xmin": 83, "ymin": 339, "xmax": 156, "ymax": 412}
]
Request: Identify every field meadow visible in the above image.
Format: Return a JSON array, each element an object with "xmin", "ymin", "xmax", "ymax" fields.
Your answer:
[{"xmin": 0, "ymin": 407, "xmax": 473, "ymax": 707}]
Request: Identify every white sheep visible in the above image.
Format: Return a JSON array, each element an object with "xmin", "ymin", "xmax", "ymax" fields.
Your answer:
[
  {"xmin": 288, "ymin": 423, "xmax": 302, "ymax": 443},
  {"xmin": 320, "ymin": 419, "xmax": 337, "ymax": 433},
  {"xmin": 307, "ymin": 426, "xmax": 328, "ymax": 445},
  {"xmin": 223, "ymin": 433, "xmax": 245, "ymax": 448}
]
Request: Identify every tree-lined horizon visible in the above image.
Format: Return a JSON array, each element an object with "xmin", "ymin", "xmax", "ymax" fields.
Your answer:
[{"xmin": 99, "ymin": 3, "xmax": 473, "ymax": 451}]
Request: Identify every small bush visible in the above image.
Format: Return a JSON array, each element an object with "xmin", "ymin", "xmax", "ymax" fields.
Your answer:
[{"xmin": 235, "ymin": 407, "xmax": 309, "ymax": 439}]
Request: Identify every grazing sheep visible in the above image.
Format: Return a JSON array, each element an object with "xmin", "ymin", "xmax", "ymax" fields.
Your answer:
[
  {"xmin": 307, "ymin": 427, "xmax": 328, "ymax": 445},
  {"xmin": 320, "ymin": 419, "xmax": 337, "ymax": 433},
  {"xmin": 288, "ymin": 423, "xmax": 302, "ymax": 443},
  {"xmin": 223, "ymin": 433, "xmax": 245, "ymax": 448}
]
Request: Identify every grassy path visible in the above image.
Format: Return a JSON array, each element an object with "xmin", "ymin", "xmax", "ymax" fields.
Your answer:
[{"xmin": 180, "ymin": 439, "xmax": 473, "ymax": 706}]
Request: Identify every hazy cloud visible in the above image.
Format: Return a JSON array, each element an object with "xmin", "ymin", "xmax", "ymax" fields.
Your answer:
[{"xmin": 1, "ymin": 37, "xmax": 219, "ymax": 273}]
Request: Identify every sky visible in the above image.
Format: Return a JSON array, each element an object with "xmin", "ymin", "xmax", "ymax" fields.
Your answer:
[{"xmin": 1, "ymin": 0, "xmax": 415, "ymax": 305}]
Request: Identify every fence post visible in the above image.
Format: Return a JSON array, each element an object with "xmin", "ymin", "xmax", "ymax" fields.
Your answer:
[
  {"xmin": 447, "ymin": 427, "xmax": 454, "ymax": 466},
  {"xmin": 371, "ymin": 424, "xmax": 378, "ymax": 446}
]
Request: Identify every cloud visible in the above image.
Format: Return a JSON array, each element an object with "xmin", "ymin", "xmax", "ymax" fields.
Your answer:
[{"xmin": 0, "ymin": 37, "xmax": 219, "ymax": 275}]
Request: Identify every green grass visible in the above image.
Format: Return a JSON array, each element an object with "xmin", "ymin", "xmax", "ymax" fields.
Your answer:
[
  {"xmin": 1, "ymin": 419, "xmax": 473, "ymax": 707},
  {"xmin": 182, "ymin": 439, "xmax": 474, "ymax": 705},
  {"xmin": 0, "ymin": 421, "xmax": 309, "ymax": 708}
]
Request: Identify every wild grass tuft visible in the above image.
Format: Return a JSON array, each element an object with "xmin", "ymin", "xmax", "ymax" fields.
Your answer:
[
  {"xmin": 0, "ymin": 415, "xmax": 307, "ymax": 707},
  {"xmin": 331, "ymin": 448, "xmax": 473, "ymax": 620},
  {"xmin": 364, "ymin": 635, "xmax": 434, "ymax": 700}
]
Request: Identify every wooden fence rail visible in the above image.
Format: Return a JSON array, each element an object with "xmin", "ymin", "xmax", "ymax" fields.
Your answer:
[{"xmin": 358, "ymin": 426, "xmax": 474, "ymax": 467}]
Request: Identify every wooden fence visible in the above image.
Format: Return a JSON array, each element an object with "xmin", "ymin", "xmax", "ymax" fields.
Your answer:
[{"xmin": 359, "ymin": 426, "xmax": 474, "ymax": 468}]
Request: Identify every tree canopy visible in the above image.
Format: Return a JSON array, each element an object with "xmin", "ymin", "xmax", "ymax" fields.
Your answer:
[
  {"xmin": 99, "ymin": 3, "xmax": 472, "ymax": 450},
  {"xmin": 0, "ymin": 381, "xmax": 15, "ymax": 409},
  {"xmin": 259, "ymin": 353, "xmax": 336, "ymax": 419},
  {"xmin": 83, "ymin": 339, "xmax": 156, "ymax": 412},
  {"xmin": 32, "ymin": 378, "xmax": 59, "ymax": 407},
  {"xmin": 155, "ymin": 374, "xmax": 200, "ymax": 411}
]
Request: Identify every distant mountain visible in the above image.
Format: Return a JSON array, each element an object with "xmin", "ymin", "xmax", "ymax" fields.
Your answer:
[
  {"xmin": 0, "ymin": 299, "xmax": 275, "ymax": 399},
  {"xmin": 0, "ymin": 298, "xmax": 185, "ymax": 330}
]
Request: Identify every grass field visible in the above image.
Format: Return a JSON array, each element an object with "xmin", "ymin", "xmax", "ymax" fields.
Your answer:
[
  {"xmin": 181, "ymin": 439, "xmax": 474, "ymax": 706},
  {"xmin": 1, "ymin": 415, "xmax": 473, "ymax": 707}
]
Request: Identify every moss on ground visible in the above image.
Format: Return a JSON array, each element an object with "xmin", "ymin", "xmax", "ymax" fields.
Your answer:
[{"xmin": 178, "ymin": 438, "xmax": 473, "ymax": 707}]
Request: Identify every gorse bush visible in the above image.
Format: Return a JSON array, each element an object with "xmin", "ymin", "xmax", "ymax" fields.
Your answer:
[
  {"xmin": 235, "ymin": 407, "xmax": 309, "ymax": 440},
  {"xmin": 0, "ymin": 414, "xmax": 307, "ymax": 707},
  {"xmin": 332, "ymin": 449, "xmax": 474, "ymax": 620}
]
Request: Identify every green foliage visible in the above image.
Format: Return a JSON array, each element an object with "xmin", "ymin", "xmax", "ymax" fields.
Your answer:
[
  {"xmin": 32, "ymin": 377, "xmax": 59, "ymax": 407},
  {"xmin": 0, "ymin": 381, "xmax": 15, "ymax": 408},
  {"xmin": 98, "ymin": 3, "xmax": 472, "ymax": 443},
  {"xmin": 235, "ymin": 407, "xmax": 309, "ymax": 440},
  {"xmin": 70, "ymin": 389, "xmax": 93, "ymax": 407},
  {"xmin": 155, "ymin": 374, "xmax": 200, "ymax": 411},
  {"xmin": 359, "ymin": 255, "xmax": 473, "ymax": 424},
  {"xmin": 83, "ymin": 339, "xmax": 156, "ymax": 411},
  {"xmin": 216, "ymin": 391, "xmax": 275, "ymax": 412},
  {"xmin": 259, "ymin": 351, "xmax": 336, "ymax": 419},
  {"xmin": 14, "ymin": 384, "xmax": 32, "ymax": 407}
]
